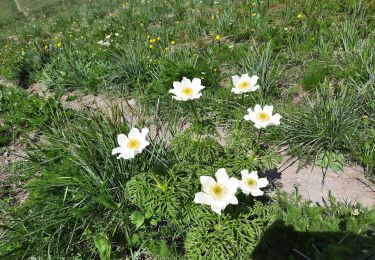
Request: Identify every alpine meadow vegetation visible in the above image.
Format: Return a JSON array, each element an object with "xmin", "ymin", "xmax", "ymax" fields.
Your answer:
[{"xmin": 1, "ymin": 0, "xmax": 375, "ymax": 259}]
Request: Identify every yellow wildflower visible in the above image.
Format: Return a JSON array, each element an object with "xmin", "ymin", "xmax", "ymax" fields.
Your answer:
[
  {"xmin": 297, "ymin": 13, "xmax": 303, "ymax": 19},
  {"xmin": 215, "ymin": 34, "xmax": 221, "ymax": 41},
  {"xmin": 149, "ymin": 44, "xmax": 153, "ymax": 49},
  {"xmin": 57, "ymin": 42, "xmax": 62, "ymax": 48},
  {"xmin": 157, "ymin": 36, "xmax": 161, "ymax": 41},
  {"xmin": 171, "ymin": 40, "xmax": 176, "ymax": 45},
  {"xmin": 252, "ymin": 13, "xmax": 257, "ymax": 17}
]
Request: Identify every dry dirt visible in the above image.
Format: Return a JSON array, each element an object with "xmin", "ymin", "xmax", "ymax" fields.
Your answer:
[{"xmin": 268, "ymin": 157, "xmax": 375, "ymax": 207}]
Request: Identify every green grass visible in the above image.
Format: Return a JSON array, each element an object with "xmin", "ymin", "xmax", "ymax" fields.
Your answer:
[{"xmin": 0, "ymin": 0, "xmax": 375, "ymax": 258}]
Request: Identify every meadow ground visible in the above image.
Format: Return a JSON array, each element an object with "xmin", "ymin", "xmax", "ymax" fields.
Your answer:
[{"xmin": 0, "ymin": 0, "xmax": 375, "ymax": 259}]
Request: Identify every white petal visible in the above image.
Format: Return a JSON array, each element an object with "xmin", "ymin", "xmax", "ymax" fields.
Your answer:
[
  {"xmin": 181, "ymin": 77, "xmax": 191, "ymax": 86},
  {"xmin": 251, "ymin": 85, "xmax": 260, "ymax": 91},
  {"xmin": 191, "ymin": 92, "xmax": 202, "ymax": 100},
  {"xmin": 232, "ymin": 88, "xmax": 241, "ymax": 94},
  {"xmin": 215, "ymin": 168, "xmax": 229, "ymax": 184},
  {"xmin": 172, "ymin": 81, "xmax": 182, "ymax": 89},
  {"xmin": 253, "ymin": 104, "xmax": 262, "ymax": 113},
  {"xmin": 192, "ymin": 78, "xmax": 201, "ymax": 87},
  {"xmin": 117, "ymin": 134, "xmax": 128, "ymax": 147},
  {"xmin": 250, "ymin": 189, "xmax": 264, "ymax": 197},
  {"xmin": 240, "ymin": 183, "xmax": 251, "ymax": 195},
  {"xmin": 227, "ymin": 177, "xmax": 239, "ymax": 193},
  {"xmin": 172, "ymin": 96, "xmax": 184, "ymax": 101},
  {"xmin": 232, "ymin": 75, "xmax": 240, "ymax": 87},
  {"xmin": 241, "ymin": 74, "xmax": 250, "ymax": 81},
  {"xmin": 194, "ymin": 192, "xmax": 212, "ymax": 205},
  {"xmin": 263, "ymin": 105, "xmax": 273, "ymax": 115},
  {"xmin": 200, "ymin": 176, "xmax": 216, "ymax": 192},
  {"xmin": 211, "ymin": 205, "xmax": 223, "ymax": 215},
  {"xmin": 249, "ymin": 75, "xmax": 259, "ymax": 87},
  {"xmin": 254, "ymin": 123, "xmax": 263, "ymax": 129},
  {"xmin": 128, "ymin": 128, "xmax": 141, "ymax": 139},
  {"xmin": 141, "ymin": 128, "xmax": 149, "ymax": 136},
  {"xmin": 271, "ymin": 113, "xmax": 282, "ymax": 125},
  {"xmin": 119, "ymin": 149, "xmax": 136, "ymax": 160},
  {"xmin": 248, "ymin": 171, "xmax": 259, "ymax": 180},
  {"xmin": 240, "ymin": 169, "xmax": 249, "ymax": 179},
  {"xmin": 257, "ymin": 178, "xmax": 269, "ymax": 188},
  {"xmin": 229, "ymin": 195, "xmax": 238, "ymax": 205},
  {"xmin": 112, "ymin": 146, "xmax": 124, "ymax": 156}
]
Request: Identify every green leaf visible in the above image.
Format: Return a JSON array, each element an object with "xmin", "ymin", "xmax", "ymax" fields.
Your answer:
[
  {"xmin": 131, "ymin": 211, "xmax": 145, "ymax": 228},
  {"xmin": 94, "ymin": 196, "xmax": 119, "ymax": 209},
  {"xmin": 93, "ymin": 234, "xmax": 111, "ymax": 260}
]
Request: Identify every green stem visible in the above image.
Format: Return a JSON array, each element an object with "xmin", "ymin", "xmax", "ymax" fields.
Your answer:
[
  {"xmin": 256, "ymin": 128, "xmax": 263, "ymax": 150},
  {"xmin": 189, "ymin": 101, "xmax": 200, "ymax": 141},
  {"xmin": 235, "ymin": 94, "xmax": 245, "ymax": 135}
]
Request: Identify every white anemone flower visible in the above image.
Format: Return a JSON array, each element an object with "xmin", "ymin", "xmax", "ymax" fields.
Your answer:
[
  {"xmin": 112, "ymin": 128, "xmax": 149, "ymax": 160},
  {"xmin": 194, "ymin": 168, "xmax": 239, "ymax": 215},
  {"xmin": 169, "ymin": 77, "xmax": 205, "ymax": 101},
  {"xmin": 239, "ymin": 170, "xmax": 268, "ymax": 196},
  {"xmin": 244, "ymin": 104, "xmax": 281, "ymax": 129},
  {"xmin": 231, "ymin": 74, "xmax": 259, "ymax": 94}
]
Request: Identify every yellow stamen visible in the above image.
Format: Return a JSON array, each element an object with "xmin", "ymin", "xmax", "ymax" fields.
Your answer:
[
  {"xmin": 239, "ymin": 81, "xmax": 250, "ymax": 90},
  {"xmin": 210, "ymin": 183, "xmax": 227, "ymax": 199},
  {"xmin": 256, "ymin": 112, "xmax": 270, "ymax": 122},
  {"xmin": 127, "ymin": 138, "xmax": 141, "ymax": 149},
  {"xmin": 246, "ymin": 178, "xmax": 257, "ymax": 188},
  {"xmin": 182, "ymin": 86, "xmax": 193, "ymax": 96}
]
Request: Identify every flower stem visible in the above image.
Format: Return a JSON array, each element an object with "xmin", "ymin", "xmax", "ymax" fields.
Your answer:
[
  {"xmin": 256, "ymin": 128, "xmax": 263, "ymax": 149},
  {"xmin": 189, "ymin": 101, "xmax": 200, "ymax": 141}
]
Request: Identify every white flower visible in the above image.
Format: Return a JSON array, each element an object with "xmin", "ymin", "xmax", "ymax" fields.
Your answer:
[
  {"xmin": 244, "ymin": 104, "xmax": 281, "ymax": 129},
  {"xmin": 239, "ymin": 170, "xmax": 268, "ymax": 196},
  {"xmin": 169, "ymin": 77, "xmax": 205, "ymax": 101},
  {"xmin": 112, "ymin": 128, "xmax": 149, "ymax": 160},
  {"xmin": 231, "ymin": 74, "xmax": 259, "ymax": 94},
  {"xmin": 194, "ymin": 168, "xmax": 239, "ymax": 215}
]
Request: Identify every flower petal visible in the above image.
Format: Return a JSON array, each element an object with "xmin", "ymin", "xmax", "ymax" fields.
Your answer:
[
  {"xmin": 117, "ymin": 134, "xmax": 128, "ymax": 147},
  {"xmin": 250, "ymin": 189, "xmax": 264, "ymax": 197},
  {"xmin": 232, "ymin": 75, "xmax": 240, "ymax": 87},
  {"xmin": 249, "ymin": 75, "xmax": 259, "ymax": 87},
  {"xmin": 257, "ymin": 178, "xmax": 269, "ymax": 188},
  {"xmin": 200, "ymin": 176, "xmax": 216, "ymax": 192},
  {"xmin": 215, "ymin": 168, "xmax": 229, "ymax": 184},
  {"xmin": 253, "ymin": 104, "xmax": 262, "ymax": 113},
  {"xmin": 271, "ymin": 113, "xmax": 282, "ymax": 125},
  {"xmin": 194, "ymin": 192, "xmax": 212, "ymax": 205},
  {"xmin": 263, "ymin": 105, "xmax": 273, "ymax": 115},
  {"xmin": 248, "ymin": 171, "xmax": 259, "ymax": 180},
  {"xmin": 240, "ymin": 169, "xmax": 249, "ymax": 179},
  {"xmin": 112, "ymin": 146, "xmax": 124, "ymax": 155},
  {"xmin": 141, "ymin": 128, "xmax": 149, "ymax": 136},
  {"xmin": 227, "ymin": 177, "xmax": 239, "ymax": 193}
]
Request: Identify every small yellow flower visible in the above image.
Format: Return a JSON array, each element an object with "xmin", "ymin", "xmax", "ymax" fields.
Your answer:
[
  {"xmin": 150, "ymin": 38, "xmax": 156, "ymax": 43},
  {"xmin": 157, "ymin": 36, "xmax": 161, "ymax": 41},
  {"xmin": 171, "ymin": 40, "xmax": 176, "ymax": 45},
  {"xmin": 147, "ymin": 35, "xmax": 150, "ymax": 39},
  {"xmin": 149, "ymin": 44, "xmax": 153, "ymax": 49},
  {"xmin": 57, "ymin": 42, "xmax": 62, "ymax": 48},
  {"xmin": 297, "ymin": 13, "xmax": 303, "ymax": 19},
  {"xmin": 252, "ymin": 13, "xmax": 257, "ymax": 17},
  {"xmin": 215, "ymin": 34, "xmax": 221, "ymax": 41},
  {"xmin": 164, "ymin": 47, "xmax": 169, "ymax": 51},
  {"xmin": 44, "ymin": 45, "xmax": 48, "ymax": 49},
  {"xmin": 176, "ymin": 21, "xmax": 180, "ymax": 24}
]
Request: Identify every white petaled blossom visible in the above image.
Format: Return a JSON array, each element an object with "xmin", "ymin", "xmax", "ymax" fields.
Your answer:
[
  {"xmin": 231, "ymin": 74, "xmax": 259, "ymax": 94},
  {"xmin": 239, "ymin": 170, "xmax": 269, "ymax": 196},
  {"xmin": 112, "ymin": 128, "xmax": 149, "ymax": 160},
  {"xmin": 169, "ymin": 77, "xmax": 205, "ymax": 101},
  {"xmin": 194, "ymin": 168, "xmax": 239, "ymax": 215},
  {"xmin": 244, "ymin": 104, "xmax": 281, "ymax": 129}
]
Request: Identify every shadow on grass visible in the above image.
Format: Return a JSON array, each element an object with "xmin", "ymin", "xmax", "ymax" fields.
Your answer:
[{"xmin": 253, "ymin": 220, "xmax": 375, "ymax": 259}]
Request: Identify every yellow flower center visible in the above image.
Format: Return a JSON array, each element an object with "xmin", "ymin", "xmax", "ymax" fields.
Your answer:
[
  {"xmin": 127, "ymin": 138, "xmax": 141, "ymax": 150},
  {"xmin": 182, "ymin": 86, "xmax": 193, "ymax": 96},
  {"xmin": 239, "ymin": 81, "xmax": 250, "ymax": 90},
  {"xmin": 210, "ymin": 183, "xmax": 227, "ymax": 200},
  {"xmin": 246, "ymin": 178, "xmax": 257, "ymax": 188},
  {"xmin": 256, "ymin": 112, "xmax": 270, "ymax": 122}
]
